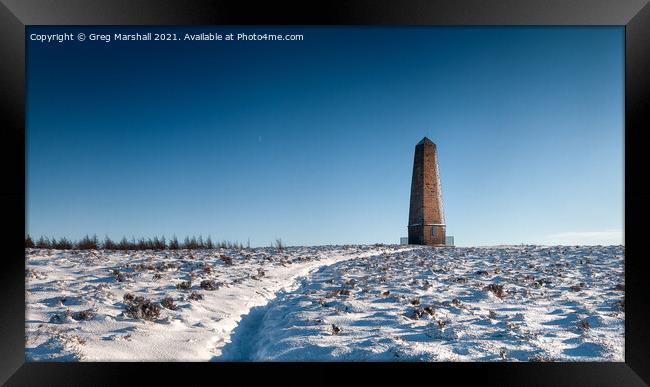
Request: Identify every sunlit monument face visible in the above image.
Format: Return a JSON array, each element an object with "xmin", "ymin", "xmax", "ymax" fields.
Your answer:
[{"xmin": 408, "ymin": 137, "xmax": 446, "ymax": 246}]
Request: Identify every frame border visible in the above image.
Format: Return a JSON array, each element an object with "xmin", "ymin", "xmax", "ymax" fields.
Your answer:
[{"xmin": 1, "ymin": 0, "xmax": 648, "ymax": 385}]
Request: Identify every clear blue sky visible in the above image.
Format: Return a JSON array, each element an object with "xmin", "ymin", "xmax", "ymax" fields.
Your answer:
[{"xmin": 26, "ymin": 26, "xmax": 624, "ymax": 247}]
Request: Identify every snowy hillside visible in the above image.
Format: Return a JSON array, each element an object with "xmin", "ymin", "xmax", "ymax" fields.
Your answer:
[{"xmin": 25, "ymin": 245, "xmax": 624, "ymax": 362}]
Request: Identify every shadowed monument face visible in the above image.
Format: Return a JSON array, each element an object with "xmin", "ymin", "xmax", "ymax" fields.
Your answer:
[{"xmin": 408, "ymin": 137, "xmax": 446, "ymax": 246}]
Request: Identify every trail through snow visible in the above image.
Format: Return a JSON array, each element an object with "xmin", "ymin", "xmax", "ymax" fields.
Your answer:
[
  {"xmin": 26, "ymin": 245, "xmax": 623, "ymax": 362},
  {"xmin": 26, "ymin": 245, "xmax": 404, "ymax": 361},
  {"xmin": 217, "ymin": 245, "xmax": 625, "ymax": 361}
]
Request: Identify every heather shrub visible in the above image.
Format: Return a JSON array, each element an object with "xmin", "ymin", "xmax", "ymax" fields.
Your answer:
[
  {"xmin": 161, "ymin": 296, "xmax": 177, "ymax": 310},
  {"xmin": 72, "ymin": 309, "xmax": 95, "ymax": 321},
  {"xmin": 113, "ymin": 270, "xmax": 126, "ymax": 282},
  {"xmin": 220, "ymin": 255, "xmax": 233, "ymax": 265},
  {"xmin": 124, "ymin": 296, "xmax": 161, "ymax": 321},
  {"xmin": 188, "ymin": 292, "xmax": 203, "ymax": 301},
  {"xmin": 176, "ymin": 280, "xmax": 192, "ymax": 290},
  {"xmin": 409, "ymin": 307, "xmax": 425, "ymax": 319},
  {"xmin": 49, "ymin": 310, "xmax": 71, "ymax": 324},
  {"xmin": 570, "ymin": 284, "xmax": 584, "ymax": 292},
  {"xmin": 486, "ymin": 284, "xmax": 505, "ymax": 299},
  {"xmin": 325, "ymin": 289, "xmax": 350, "ymax": 298},
  {"xmin": 200, "ymin": 280, "xmax": 220, "ymax": 290}
]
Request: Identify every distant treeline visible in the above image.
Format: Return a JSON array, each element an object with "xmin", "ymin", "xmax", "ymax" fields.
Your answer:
[{"xmin": 24, "ymin": 234, "xmax": 249, "ymax": 250}]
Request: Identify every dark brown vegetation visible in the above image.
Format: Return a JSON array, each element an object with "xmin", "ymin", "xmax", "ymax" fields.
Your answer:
[
  {"xmin": 49, "ymin": 311, "xmax": 70, "ymax": 324},
  {"xmin": 188, "ymin": 292, "xmax": 204, "ymax": 301},
  {"xmin": 220, "ymin": 255, "xmax": 234, "ymax": 265},
  {"xmin": 325, "ymin": 289, "xmax": 351, "ymax": 298},
  {"xmin": 123, "ymin": 295, "xmax": 161, "ymax": 321},
  {"xmin": 161, "ymin": 296, "xmax": 177, "ymax": 310},
  {"xmin": 409, "ymin": 306, "xmax": 434, "ymax": 320},
  {"xmin": 113, "ymin": 270, "xmax": 126, "ymax": 282},
  {"xmin": 570, "ymin": 283, "xmax": 586, "ymax": 292},
  {"xmin": 485, "ymin": 284, "xmax": 505, "ymax": 299},
  {"xmin": 577, "ymin": 319, "xmax": 591, "ymax": 330},
  {"xmin": 176, "ymin": 280, "xmax": 192, "ymax": 290},
  {"xmin": 251, "ymin": 268, "xmax": 265, "ymax": 281},
  {"xmin": 72, "ymin": 309, "xmax": 95, "ymax": 321},
  {"xmin": 409, "ymin": 307, "xmax": 425, "ymax": 319},
  {"xmin": 200, "ymin": 280, "xmax": 220, "ymax": 291}
]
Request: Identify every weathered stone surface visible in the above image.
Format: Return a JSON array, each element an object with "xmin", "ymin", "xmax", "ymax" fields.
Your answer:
[{"xmin": 408, "ymin": 137, "xmax": 446, "ymax": 246}]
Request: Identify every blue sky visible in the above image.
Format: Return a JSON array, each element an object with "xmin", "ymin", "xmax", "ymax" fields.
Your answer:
[{"xmin": 26, "ymin": 26, "xmax": 624, "ymax": 247}]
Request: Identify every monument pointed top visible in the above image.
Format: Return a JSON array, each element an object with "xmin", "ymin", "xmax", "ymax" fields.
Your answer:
[{"xmin": 417, "ymin": 137, "xmax": 434, "ymax": 146}]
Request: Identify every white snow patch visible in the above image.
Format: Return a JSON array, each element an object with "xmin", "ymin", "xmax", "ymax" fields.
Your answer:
[{"xmin": 26, "ymin": 245, "xmax": 410, "ymax": 361}]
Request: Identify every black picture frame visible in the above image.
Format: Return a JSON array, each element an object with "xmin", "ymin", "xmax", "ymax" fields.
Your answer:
[{"xmin": 1, "ymin": 0, "xmax": 648, "ymax": 385}]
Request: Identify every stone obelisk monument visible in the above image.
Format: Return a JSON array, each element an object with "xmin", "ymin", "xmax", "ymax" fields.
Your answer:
[{"xmin": 408, "ymin": 137, "xmax": 446, "ymax": 246}]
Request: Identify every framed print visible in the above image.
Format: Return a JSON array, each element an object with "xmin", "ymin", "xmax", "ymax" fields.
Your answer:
[{"xmin": 1, "ymin": 0, "xmax": 648, "ymax": 385}]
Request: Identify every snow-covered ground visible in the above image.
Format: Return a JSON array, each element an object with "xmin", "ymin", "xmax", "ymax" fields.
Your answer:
[
  {"xmin": 25, "ymin": 245, "xmax": 624, "ymax": 362},
  {"xmin": 25, "ymin": 245, "xmax": 398, "ymax": 361}
]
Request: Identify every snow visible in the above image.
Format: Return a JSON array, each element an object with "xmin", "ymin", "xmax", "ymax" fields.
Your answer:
[
  {"xmin": 25, "ymin": 245, "xmax": 400, "ymax": 361},
  {"xmin": 25, "ymin": 245, "xmax": 624, "ymax": 362}
]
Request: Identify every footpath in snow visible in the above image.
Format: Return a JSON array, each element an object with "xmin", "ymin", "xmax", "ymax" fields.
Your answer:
[
  {"xmin": 217, "ymin": 245, "xmax": 624, "ymax": 361},
  {"xmin": 26, "ymin": 245, "xmax": 623, "ymax": 362},
  {"xmin": 26, "ymin": 245, "xmax": 407, "ymax": 361}
]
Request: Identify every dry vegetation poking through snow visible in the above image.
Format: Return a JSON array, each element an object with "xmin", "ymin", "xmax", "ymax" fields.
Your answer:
[
  {"xmin": 26, "ymin": 245, "xmax": 399, "ymax": 361},
  {"xmin": 218, "ymin": 245, "xmax": 624, "ymax": 361},
  {"xmin": 26, "ymin": 245, "xmax": 624, "ymax": 362}
]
